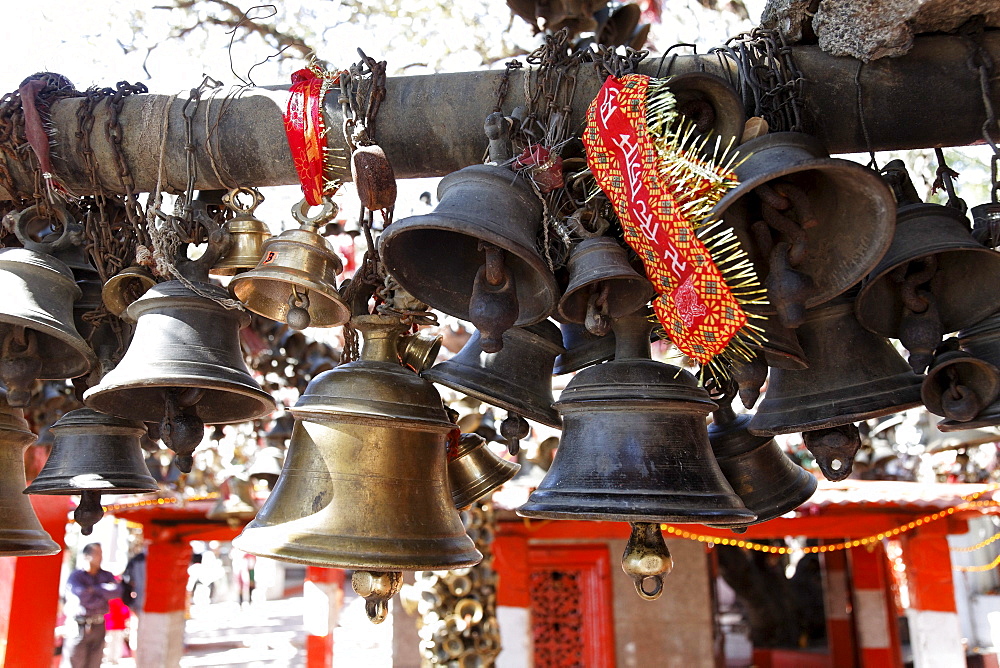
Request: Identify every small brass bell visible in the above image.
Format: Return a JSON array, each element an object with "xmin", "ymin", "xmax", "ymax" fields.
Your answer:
[
  {"xmin": 399, "ymin": 331, "xmax": 443, "ymax": 373},
  {"xmin": 855, "ymin": 163, "xmax": 1000, "ymax": 373},
  {"xmin": 230, "ymin": 198, "xmax": 350, "ymax": 330},
  {"xmin": 84, "ymin": 280, "xmax": 276, "ymax": 472},
  {"xmin": 102, "ymin": 266, "xmax": 157, "ymax": 317},
  {"xmin": 234, "ymin": 315, "xmax": 481, "ymax": 623},
  {"xmin": 0, "ymin": 390, "xmax": 59, "ymax": 556},
  {"xmin": 709, "ymin": 132, "xmax": 896, "ymax": 328},
  {"xmin": 24, "ymin": 408, "xmax": 158, "ymax": 535},
  {"xmin": 552, "ymin": 322, "xmax": 615, "ymax": 375},
  {"xmin": 557, "ymin": 236, "xmax": 655, "ymax": 335},
  {"xmin": 211, "ymin": 187, "xmax": 272, "ymax": 276},
  {"xmin": 939, "ymin": 312, "xmax": 1000, "ymax": 431},
  {"xmin": 922, "ymin": 347, "xmax": 1000, "ymax": 424},
  {"xmin": 448, "ymin": 432, "xmax": 520, "ymax": 510},
  {"xmin": 380, "ymin": 164, "xmax": 560, "ymax": 352},
  {"xmin": 0, "ymin": 246, "xmax": 96, "ymax": 406}
]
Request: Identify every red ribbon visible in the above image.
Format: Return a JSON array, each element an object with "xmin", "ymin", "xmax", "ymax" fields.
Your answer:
[{"xmin": 284, "ymin": 69, "xmax": 327, "ymax": 206}]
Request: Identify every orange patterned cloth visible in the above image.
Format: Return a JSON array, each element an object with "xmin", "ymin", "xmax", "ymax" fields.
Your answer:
[{"xmin": 582, "ymin": 74, "xmax": 746, "ymax": 364}]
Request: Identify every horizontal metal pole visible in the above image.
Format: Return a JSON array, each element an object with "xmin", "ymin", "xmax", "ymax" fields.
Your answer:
[{"xmin": 1, "ymin": 32, "xmax": 997, "ymax": 200}]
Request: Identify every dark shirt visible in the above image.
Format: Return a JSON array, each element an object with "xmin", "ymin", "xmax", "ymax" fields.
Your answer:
[{"xmin": 65, "ymin": 569, "xmax": 121, "ymax": 618}]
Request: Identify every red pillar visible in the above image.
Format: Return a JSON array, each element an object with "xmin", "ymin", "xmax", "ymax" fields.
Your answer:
[
  {"xmin": 137, "ymin": 536, "xmax": 193, "ymax": 668},
  {"xmin": 304, "ymin": 566, "xmax": 344, "ymax": 668},
  {"xmin": 901, "ymin": 523, "xmax": 964, "ymax": 667},
  {"xmin": 493, "ymin": 529, "xmax": 532, "ymax": 666},
  {"xmin": 822, "ymin": 546, "xmax": 857, "ymax": 668},
  {"xmin": 849, "ymin": 542, "xmax": 902, "ymax": 668},
  {"xmin": 0, "ymin": 495, "xmax": 70, "ymax": 668}
]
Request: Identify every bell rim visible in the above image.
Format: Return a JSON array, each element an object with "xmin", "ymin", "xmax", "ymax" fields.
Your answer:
[
  {"xmin": 664, "ymin": 71, "xmax": 746, "ymax": 148},
  {"xmin": 0, "ymin": 532, "xmax": 61, "ymax": 557},
  {"xmin": 558, "ymin": 274, "xmax": 656, "ymax": 324},
  {"xmin": 422, "ymin": 367, "xmax": 562, "ymax": 428},
  {"xmin": 24, "ymin": 480, "xmax": 159, "ymax": 495},
  {"xmin": 449, "ymin": 457, "xmax": 520, "ymax": 509},
  {"xmin": 921, "ymin": 354, "xmax": 1000, "ymax": 418},
  {"xmin": 937, "ymin": 405, "xmax": 1000, "ymax": 431},
  {"xmin": 84, "ymin": 378, "xmax": 276, "ymax": 425},
  {"xmin": 229, "ymin": 270, "xmax": 351, "ymax": 328},
  {"xmin": 553, "ymin": 330, "xmax": 616, "ymax": 375},
  {"xmin": 517, "ymin": 494, "xmax": 756, "ymax": 525},
  {"xmin": 0, "ymin": 317, "xmax": 95, "ymax": 380}
]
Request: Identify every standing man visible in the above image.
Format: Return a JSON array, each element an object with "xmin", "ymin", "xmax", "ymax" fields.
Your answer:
[{"xmin": 63, "ymin": 543, "xmax": 121, "ymax": 668}]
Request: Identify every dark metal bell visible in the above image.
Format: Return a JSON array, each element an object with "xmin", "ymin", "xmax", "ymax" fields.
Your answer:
[
  {"xmin": 558, "ymin": 236, "xmax": 655, "ymax": 335},
  {"xmin": 0, "ymin": 391, "xmax": 59, "ymax": 556},
  {"xmin": 746, "ymin": 306, "xmax": 808, "ymax": 371},
  {"xmin": 422, "ymin": 320, "xmax": 564, "ymax": 429},
  {"xmin": 24, "ymin": 408, "xmax": 158, "ymax": 535},
  {"xmin": 749, "ymin": 296, "xmax": 923, "ymax": 436},
  {"xmin": 922, "ymin": 349, "xmax": 1000, "ymax": 424},
  {"xmin": 380, "ymin": 164, "xmax": 560, "ymax": 351},
  {"xmin": 939, "ymin": 312, "xmax": 1000, "ymax": 431},
  {"xmin": 855, "ymin": 196, "xmax": 1000, "ymax": 372},
  {"xmin": 709, "ymin": 132, "xmax": 896, "ymax": 328},
  {"xmin": 448, "ymin": 432, "xmax": 520, "ymax": 510},
  {"xmin": 709, "ymin": 400, "xmax": 816, "ymax": 529},
  {"xmin": 663, "ymin": 72, "xmax": 745, "ymax": 149},
  {"xmin": 552, "ymin": 322, "xmax": 615, "ymax": 375}
]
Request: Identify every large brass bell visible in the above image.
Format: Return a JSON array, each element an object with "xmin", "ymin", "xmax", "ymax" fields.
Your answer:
[
  {"xmin": 939, "ymin": 312, "xmax": 1000, "ymax": 431},
  {"xmin": 0, "ymin": 244, "xmax": 95, "ymax": 406},
  {"xmin": 84, "ymin": 280, "xmax": 275, "ymax": 472},
  {"xmin": 234, "ymin": 315, "xmax": 481, "ymax": 623},
  {"xmin": 855, "ymin": 162, "xmax": 1000, "ymax": 373},
  {"xmin": 552, "ymin": 322, "xmax": 615, "ymax": 375},
  {"xmin": 24, "ymin": 408, "xmax": 157, "ymax": 535},
  {"xmin": 230, "ymin": 198, "xmax": 350, "ymax": 330},
  {"xmin": 422, "ymin": 320, "xmax": 564, "ymax": 454},
  {"xmin": 0, "ymin": 390, "xmax": 59, "ymax": 556},
  {"xmin": 518, "ymin": 310, "xmax": 754, "ymax": 599},
  {"xmin": 708, "ymin": 132, "xmax": 896, "ymax": 329},
  {"xmin": 709, "ymin": 395, "xmax": 816, "ymax": 531},
  {"xmin": 748, "ymin": 295, "xmax": 923, "ymax": 478},
  {"xmin": 211, "ymin": 187, "xmax": 272, "ymax": 276},
  {"xmin": 380, "ymin": 164, "xmax": 560, "ymax": 352},
  {"xmin": 557, "ymin": 236, "xmax": 655, "ymax": 335},
  {"xmin": 448, "ymin": 432, "xmax": 520, "ymax": 510}
]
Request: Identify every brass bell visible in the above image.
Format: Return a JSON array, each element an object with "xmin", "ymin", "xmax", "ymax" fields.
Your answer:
[
  {"xmin": 248, "ymin": 445, "xmax": 284, "ymax": 490},
  {"xmin": 709, "ymin": 397, "xmax": 816, "ymax": 530},
  {"xmin": 102, "ymin": 266, "xmax": 157, "ymax": 317},
  {"xmin": 211, "ymin": 187, "xmax": 272, "ymax": 276},
  {"xmin": 84, "ymin": 280, "xmax": 276, "ymax": 472},
  {"xmin": 234, "ymin": 315, "xmax": 481, "ymax": 623},
  {"xmin": 380, "ymin": 164, "xmax": 560, "ymax": 352},
  {"xmin": 748, "ymin": 295, "xmax": 923, "ymax": 476},
  {"xmin": 0, "ymin": 390, "xmax": 59, "ymax": 556},
  {"xmin": 557, "ymin": 236, "xmax": 655, "ymax": 335},
  {"xmin": 207, "ymin": 476, "xmax": 258, "ymax": 527},
  {"xmin": 230, "ymin": 198, "xmax": 350, "ymax": 330},
  {"xmin": 24, "ymin": 408, "xmax": 158, "ymax": 535},
  {"xmin": 0, "ymin": 247, "xmax": 96, "ymax": 406},
  {"xmin": 855, "ymin": 163, "xmax": 1000, "ymax": 373},
  {"xmin": 939, "ymin": 312, "xmax": 1000, "ymax": 431},
  {"xmin": 422, "ymin": 320, "xmax": 564, "ymax": 455},
  {"xmin": 448, "ymin": 432, "xmax": 520, "ymax": 510},
  {"xmin": 552, "ymin": 322, "xmax": 615, "ymax": 375},
  {"xmin": 922, "ymin": 348, "xmax": 1000, "ymax": 424},
  {"xmin": 709, "ymin": 132, "xmax": 896, "ymax": 329},
  {"xmin": 399, "ymin": 331, "xmax": 443, "ymax": 373}
]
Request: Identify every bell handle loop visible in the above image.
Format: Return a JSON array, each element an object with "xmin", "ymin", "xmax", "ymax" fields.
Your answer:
[
  {"xmin": 174, "ymin": 204, "xmax": 232, "ymax": 283},
  {"xmin": 222, "ymin": 186, "xmax": 264, "ymax": 215},
  {"xmin": 621, "ymin": 522, "xmax": 672, "ymax": 602},
  {"xmin": 633, "ymin": 574, "xmax": 665, "ymax": 601},
  {"xmin": 292, "ymin": 197, "xmax": 338, "ymax": 231},
  {"xmin": 289, "ymin": 285, "xmax": 310, "ymax": 310},
  {"xmin": 484, "ymin": 111, "xmax": 512, "ymax": 164},
  {"xmin": 11, "ymin": 202, "xmax": 77, "ymax": 253}
]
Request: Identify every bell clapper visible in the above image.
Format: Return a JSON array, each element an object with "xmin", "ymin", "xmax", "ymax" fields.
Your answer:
[
  {"xmin": 0, "ymin": 326, "xmax": 41, "ymax": 407},
  {"xmin": 352, "ymin": 570, "xmax": 403, "ymax": 624},
  {"xmin": 160, "ymin": 388, "xmax": 206, "ymax": 474},
  {"xmin": 801, "ymin": 423, "xmax": 862, "ymax": 482},
  {"xmin": 894, "ymin": 258, "xmax": 943, "ymax": 374},
  {"xmin": 470, "ymin": 243, "xmax": 518, "ymax": 354},
  {"xmin": 74, "ymin": 491, "xmax": 105, "ymax": 536},
  {"xmin": 621, "ymin": 522, "xmax": 672, "ymax": 601},
  {"xmin": 287, "ymin": 287, "xmax": 312, "ymax": 330},
  {"xmin": 500, "ymin": 413, "xmax": 529, "ymax": 457},
  {"xmin": 585, "ymin": 283, "xmax": 612, "ymax": 336}
]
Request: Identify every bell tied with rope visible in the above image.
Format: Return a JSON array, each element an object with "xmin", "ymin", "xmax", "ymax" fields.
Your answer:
[
  {"xmin": 855, "ymin": 161, "xmax": 1000, "ymax": 373},
  {"xmin": 0, "ymin": 389, "xmax": 59, "ymax": 556},
  {"xmin": 708, "ymin": 132, "xmax": 896, "ymax": 329},
  {"xmin": 84, "ymin": 230, "xmax": 275, "ymax": 472},
  {"xmin": 922, "ymin": 341, "xmax": 1000, "ymax": 424},
  {"xmin": 24, "ymin": 408, "xmax": 157, "ymax": 535},
  {"xmin": 448, "ymin": 432, "xmax": 520, "ymax": 510},
  {"xmin": 518, "ymin": 309, "xmax": 754, "ymax": 599},
  {"xmin": 234, "ymin": 315, "xmax": 480, "ymax": 623},
  {"xmin": 558, "ymin": 236, "xmax": 655, "ymax": 336},
  {"xmin": 210, "ymin": 187, "xmax": 272, "ymax": 276},
  {"xmin": 422, "ymin": 320, "xmax": 564, "ymax": 456},
  {"xmin": 938, "ymin": 311, "xmax": 1000, "ymax": 431},
  {"xmin": 229, "ymin": 198, "xmax": 350, "ymax": 330},
  {"xmin": 380, "ymin": 162, "xmax": 559, "ymax": 353}
]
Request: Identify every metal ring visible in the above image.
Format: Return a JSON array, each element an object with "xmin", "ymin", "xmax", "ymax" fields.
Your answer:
[{"xmin": 291, "ymin": 197, "xmax": 338, "ymax": 228}]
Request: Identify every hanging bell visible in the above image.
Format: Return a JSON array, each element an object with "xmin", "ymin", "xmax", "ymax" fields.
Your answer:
[
  {"xmin": 229, "ymin": 198, "xmax": 350, "ymax": 330},
  {"xmin": 84, "ymin": 280, "xmax": 276, "ymax": 472},
  {"xmin": 207, "ymin": 476, "xmax": 258, "ymax": 527},
  {"xmin": 0, "ymin": 390, "xmax": 59, "ymax": 556},
  {"xmin": 0, "ymin": 246, "xmax": 96, "ymax": 406},
  {"xmin": 855, "ymin": 164, "xmax": 1000, "ymax": 373},
  {"xmin": 557, "ymin": 236, "xmax": 655, "ymax": 335},
  {"xmin": 709, "ymin": 398, "xmax": 816, "ymax": 530},
  {"xmin": 922, "ymin": 347, "xmax": 1000, "ymax": 424},
  {"xmin": 211, "ymin": 187, "xmax": 272, "ymax": 276},
  {"xmin": 660, "ymin": 71, "xmax": 745, "ymax": 149},
  {"xmin": 24, "ymin": 408, "xmax": 158, "ymax": 535},
  {"xmin": 448, "ymin": 432, "xmax": 520, "ymax": 510},
  {"xmin": 552, "ymin": 322, "xmax": 615, "ymax": 375},
  {"xmin": 380, "ymin": 164, "xmax": 560, "ymax": 352},
  {"xmin": 708, "ymin": 132, "xmax": 896, "ymax": 329},
  {"xmin": 399, "ymin": 331, "xmax": 443, "ymax": 373},
  {"xmin": 102, "ymin": 266, "xmax": 157, "ymax": 317},
  {"xmin": 234, "ymin": 315, "xmax": 481, "ymax": 623},
  {"xmin": 939, "ymin": 312, "xmax": 1000, "ymax": 431},
  {"xmin": 248, "ymin": 445, "xmax": 285, "ymax": 490}
]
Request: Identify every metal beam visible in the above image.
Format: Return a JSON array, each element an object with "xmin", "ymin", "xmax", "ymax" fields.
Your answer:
[{"xmin": 2, "ymin": 32, "xmax": 997, "ymax": 200}]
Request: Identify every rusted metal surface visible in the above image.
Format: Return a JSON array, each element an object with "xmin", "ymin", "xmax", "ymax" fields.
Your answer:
[{"xmin": 1, "ymin": 33, "xmax": 997, "ymax": 200}]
